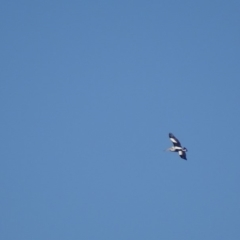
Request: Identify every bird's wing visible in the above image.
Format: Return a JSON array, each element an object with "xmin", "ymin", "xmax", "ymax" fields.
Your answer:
[
  {"xmin": 169, "ymin": 133, "xmax": 182, "ymax": 147},
  {"xmin": 178, "ymin": 151, "xmax": 187, "ymax": 160}
]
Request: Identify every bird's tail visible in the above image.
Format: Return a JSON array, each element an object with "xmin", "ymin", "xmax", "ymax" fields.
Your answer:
[{"xmin": 164, "ymin": 148, "xmax": 170, "ymax": 152}]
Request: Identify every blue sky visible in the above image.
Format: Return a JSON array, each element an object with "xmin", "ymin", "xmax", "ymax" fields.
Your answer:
[{"xmin": 1, "ymin": 1, "xmax": 240, "ymax": 239}]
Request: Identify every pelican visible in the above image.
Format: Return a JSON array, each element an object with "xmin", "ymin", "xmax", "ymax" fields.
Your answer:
[{"xmin": 166, "ymin": 133, "xmax": 188, "ymax": 160}]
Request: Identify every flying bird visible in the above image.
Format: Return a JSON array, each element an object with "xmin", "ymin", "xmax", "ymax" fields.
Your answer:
[{"xmin": 166, "ymin": 133, "xmax": 188, "ymax": 160}]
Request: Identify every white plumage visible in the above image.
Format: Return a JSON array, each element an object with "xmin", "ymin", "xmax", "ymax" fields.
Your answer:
[{"xmin": 167, "ymin": 133, "xmax": 188, "ymax": 160}]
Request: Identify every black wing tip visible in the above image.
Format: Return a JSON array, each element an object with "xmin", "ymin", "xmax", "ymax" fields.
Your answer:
[{"xmin": 179, "ymin": 152, "xmax": 187, "ymax": 160}]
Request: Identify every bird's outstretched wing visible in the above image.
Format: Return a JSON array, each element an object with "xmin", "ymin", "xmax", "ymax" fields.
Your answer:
[
  {"xmin": 178, "ymin": 151, "xmax": 187, "ymax": 160},
  {"xmin": 169, "ymin": 133, "xmax": 182, "ymax": 147}
]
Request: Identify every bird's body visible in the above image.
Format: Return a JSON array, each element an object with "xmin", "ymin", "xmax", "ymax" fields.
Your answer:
[{"xmin": 167, "ymin": 133, "xmax": 188, "ymax": 160}]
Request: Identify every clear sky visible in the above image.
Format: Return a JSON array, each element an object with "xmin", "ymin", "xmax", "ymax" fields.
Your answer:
[{"xmin": 1, "ymin": 1, "xmax": 240, "ymax": 239}]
